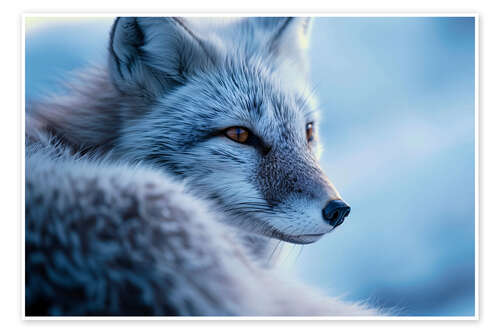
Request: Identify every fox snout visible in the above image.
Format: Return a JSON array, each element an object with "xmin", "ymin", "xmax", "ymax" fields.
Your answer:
[{"xmin": 257, "ymin": 145, "xmax": 351, "ymax": 230}]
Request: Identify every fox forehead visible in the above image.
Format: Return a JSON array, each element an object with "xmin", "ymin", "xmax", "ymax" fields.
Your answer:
[{"xmin": 155, "ymin": 59, "xmax": 319, "ymax": 141}]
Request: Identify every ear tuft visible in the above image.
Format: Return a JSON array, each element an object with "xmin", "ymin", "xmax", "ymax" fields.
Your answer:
[
  {"xmin": 267, "ymin": 17, "xmax": 313, "ymax": 54},
  {"xmin": 109, "ymin": 17, "xmax": 214, "ymax": 97},
  {"xmin": 243, "ymin": 17, "xmax": 313, "ymax": 74},
  {"xmin": 110, "ymin": 18, "xmax": 144, "ymax": 62}
]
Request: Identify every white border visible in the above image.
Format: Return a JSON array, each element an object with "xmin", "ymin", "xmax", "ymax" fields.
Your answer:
[
  {"xmin": 21, "ymin": 13, "xmax": 479, "ymax": 321},
  {"xmin": 24, "ymin": 12, "xmax": 477, "ymax": 17}
]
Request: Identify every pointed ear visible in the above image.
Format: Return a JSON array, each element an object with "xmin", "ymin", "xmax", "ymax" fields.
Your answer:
[
  {"xmin": 109, "ymin": 17, "xmax": 215, "ymax": 97},
  {"xmin": 265, "ymin": 17, "xmax": 313, "ymax": 53},
  {"xmin": 249, "ymin": 17, "xmax": 313, "ymax": 65}
]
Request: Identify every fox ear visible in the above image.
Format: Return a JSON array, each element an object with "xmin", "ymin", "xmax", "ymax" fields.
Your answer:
[
  {"xmin": 250, "ymin": 17, "xmax": 312, "ymax": 64},
  {"xmin": 109, "ymin": 17, "xmax": 214, "ymax": 97},
  {"xmin": 266, "ymin": 17, "xmax": 312, "ymax": 52}
]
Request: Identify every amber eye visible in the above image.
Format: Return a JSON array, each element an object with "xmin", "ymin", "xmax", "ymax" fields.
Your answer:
[
  {"xmin": 225, "ymin": 127, "xmax": 250, "ymax": 143},
  {"xmin": 306, "ymin": 122, "xmax": 314, "ymax": 143}
]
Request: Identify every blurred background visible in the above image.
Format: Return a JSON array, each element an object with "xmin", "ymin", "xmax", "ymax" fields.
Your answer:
[{"xmin": 25, "ymin": 16, "xmax": 476, "ymax": 316}]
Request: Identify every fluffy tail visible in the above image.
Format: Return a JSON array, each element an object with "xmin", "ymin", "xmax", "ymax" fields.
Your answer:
[{"xmin": 25, "ymin": 139, "xmax": 379, "ymax": 316}]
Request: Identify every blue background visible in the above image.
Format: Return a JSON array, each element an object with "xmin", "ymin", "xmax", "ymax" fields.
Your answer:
[{"xmin": 25, "ymin": 17, "xmax": 476, "ymax": 316}]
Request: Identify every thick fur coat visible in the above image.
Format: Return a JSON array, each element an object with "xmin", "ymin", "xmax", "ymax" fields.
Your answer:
[{"xmin": 25, "ymin": 17, "xmax": 378, "ymax": 316}]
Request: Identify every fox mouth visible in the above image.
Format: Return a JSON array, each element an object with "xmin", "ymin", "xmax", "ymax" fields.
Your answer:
[
  {"xmin": 283, "ymin": 233, "xmax": 327, "ymax": 244},
  {"xmin": 258, "ymin": 220, "xmax": 336, "ymax": 244},
  {"xmin": 269, "ymin": 229, "xmax": 333, "ymax": 244}
]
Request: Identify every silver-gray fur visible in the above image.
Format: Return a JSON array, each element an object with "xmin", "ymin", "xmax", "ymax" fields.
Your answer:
[{"xmin": 26, "ymin": 17, "xmax": 377, "ymax": 316}]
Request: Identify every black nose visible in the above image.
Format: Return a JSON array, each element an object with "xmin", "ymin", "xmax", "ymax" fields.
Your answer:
[{"xmin": 322, "ymin": 200, "xmax": 351, "ymax": 227}]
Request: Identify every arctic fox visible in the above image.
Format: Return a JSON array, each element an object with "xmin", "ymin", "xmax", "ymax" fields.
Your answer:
[{"xmin": 25, "ymin": 17, "xmax": 376, "ymax": 316}]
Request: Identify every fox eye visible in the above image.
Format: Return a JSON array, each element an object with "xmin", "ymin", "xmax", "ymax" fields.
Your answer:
[
  {"xmin": 306, "ymin": 122, "xmax": 314, "ymax": 143},
  {"xmin": 225, "ymin": 127, "xmax": 250, "ymax": 144}
]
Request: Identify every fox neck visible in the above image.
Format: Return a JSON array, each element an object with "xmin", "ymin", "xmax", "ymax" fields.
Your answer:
[{"xmin": 235, "ymin": 232, "xmax": 281, "ymax": 267}]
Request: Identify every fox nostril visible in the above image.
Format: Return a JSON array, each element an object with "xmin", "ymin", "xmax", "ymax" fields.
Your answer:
[{"xmin": 322, "ymin": 200, "xmax": 351, "ymax": 227}]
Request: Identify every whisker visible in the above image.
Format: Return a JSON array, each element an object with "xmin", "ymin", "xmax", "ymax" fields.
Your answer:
[
  {"xmin": 284, "ymin": 244, "xmax": 297, "ymax": 264},
  {"xmin": 293, "ymin": 245, "xmax": 304, "ymax": 266},
  {"xmin": 267, "ymin": 240, "xmax": 281, "ymax": 266},
  {"xmin": 275, "ymin": 241, "xmax": 284, "ymax": 261}
]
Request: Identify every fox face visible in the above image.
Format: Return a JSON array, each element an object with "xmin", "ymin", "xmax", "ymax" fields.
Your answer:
[{"xmin": 110, "ymin": 17, "xmax": 350, "ymax": 244}]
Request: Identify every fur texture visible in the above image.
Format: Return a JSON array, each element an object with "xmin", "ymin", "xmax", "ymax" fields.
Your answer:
[
  {"xmin": 26, "ymin": 135, "xmax": 376, "ymax": 316},
  {"xmin": 25, "ymin": 17, "xmax": 378, "ymax": 316}
]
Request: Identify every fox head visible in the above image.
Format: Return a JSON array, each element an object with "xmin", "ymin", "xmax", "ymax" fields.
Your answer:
[{"xmin": 106, "ymin": 17, "xmax": 350, "ymax": 244}]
